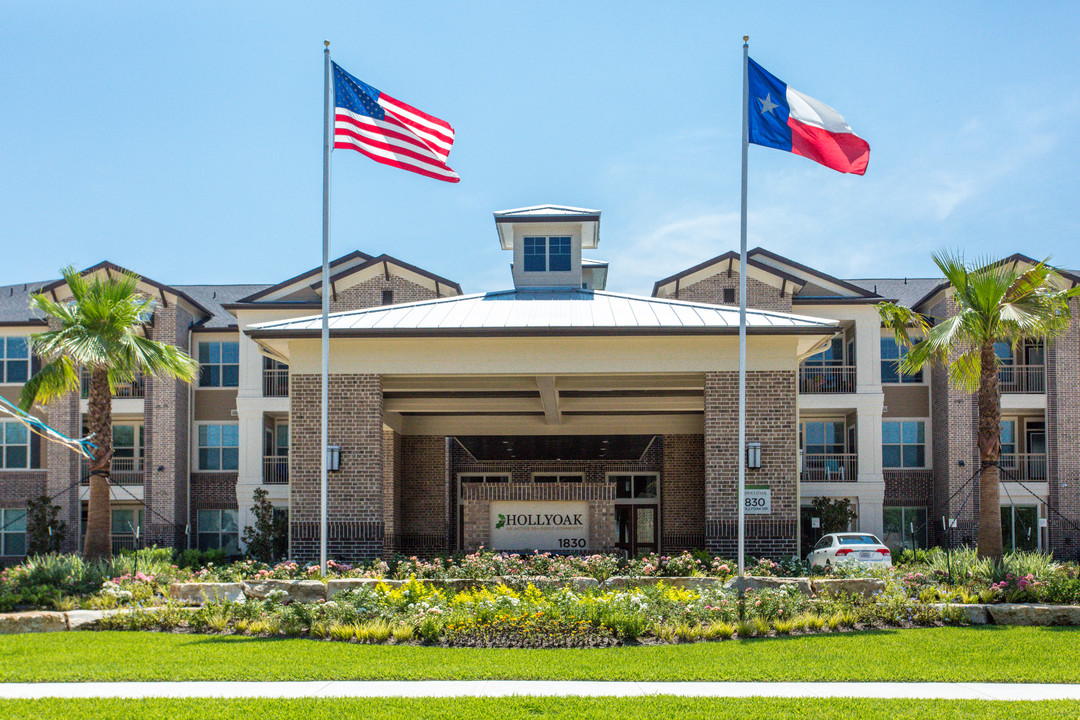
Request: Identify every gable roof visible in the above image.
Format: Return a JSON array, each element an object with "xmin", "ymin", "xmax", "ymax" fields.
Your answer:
[
  {"xmin": 309, "ymin": 253, "xmax": 463, "ymax": 295},
  {"xmin": 748, "ymin": 248, "xmax": 880, "ymax": 300},
  {"xmin": 38, "ymin": 261, "xmax": 213, "ymax": 319},
  {"xmin": 652, "ymin": 250, "xmax": 806, "ymax": 297},
  {"xmin": 237, "ymin": 251, "xmax": 373, "ymax": 303}
]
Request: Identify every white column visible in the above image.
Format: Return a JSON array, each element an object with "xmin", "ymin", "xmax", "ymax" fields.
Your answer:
[{"xmin": 854, "ymin": 307, "xmax": 881, "ymax": 393}]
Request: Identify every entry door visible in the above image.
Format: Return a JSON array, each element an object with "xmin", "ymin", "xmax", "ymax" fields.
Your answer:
[
  {"xmin": 1026, "ymin": 426, "xmax": 1047, "ymax": 480},
  {"xmin": 615, "ymin": 504, "xmax": 658, "ymax": 556}
]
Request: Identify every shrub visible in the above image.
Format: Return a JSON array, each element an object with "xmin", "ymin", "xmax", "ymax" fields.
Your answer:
[
  {"xmin": 242, "ymin": 488, "xmax": 288, "ymax": 564},
  {"xmin": 25, "ymin": 496, "xmax": 66, "ymax": 555}
]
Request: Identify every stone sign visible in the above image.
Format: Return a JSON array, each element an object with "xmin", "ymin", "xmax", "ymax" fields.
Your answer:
[{"xmin": 489, "ymin": 500, "xmax": 590, "ymax": 551}]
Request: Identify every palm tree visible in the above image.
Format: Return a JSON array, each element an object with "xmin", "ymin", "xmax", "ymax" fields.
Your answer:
[
  {"xmin": 878, "ymin": 252, "xmax": 1079, "ymax": 561},
  {"xmin": 18, "ymin": 267, "xmax": 199, "ymax": 561}
]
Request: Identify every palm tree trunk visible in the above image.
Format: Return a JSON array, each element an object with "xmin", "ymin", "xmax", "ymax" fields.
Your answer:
[
  {"xmin": 976, "ymin": 340, "xmax": 1003, "ymax": 561},
  {"xmin": 83, "ymin": 367, "xmax": 113, "ymax": 561}
]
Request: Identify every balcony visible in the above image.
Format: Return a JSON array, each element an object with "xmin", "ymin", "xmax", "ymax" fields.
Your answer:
[
  {"xmin": 80, "ymin": 371, "xmax": 145, "ymax": 399},
  {"xmin": 263, "ymin": 368, "xmax": 289, "ymax": 397},
  {"xmin": 998, "ymin": 364, "xmax": 1045, "ymax": 394},
  {"xmin": 263, "ymin": 455, "xmax": 289, "ymax": 484},
  {"xmin": 800, "ymin": 453, "xmax": 858, "ymax": 482},
  {"xmin": 999, "ymin": 453, "xmax": 1047, "ymax": 483},
  {"xmin": 799, "ymin": 366, "xmax": 856, "ymax": 394},
  {"xmin": 80, "ymin": 457, "xmax": 145, "ymax": 485}
]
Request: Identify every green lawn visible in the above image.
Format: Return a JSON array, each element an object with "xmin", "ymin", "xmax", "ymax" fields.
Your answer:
[
  {"xmin": 1, "ymin": 698, "xmax": 1079, "ymax": 720},
  {"xmin": 1, "ymin": 627, "xmax": 1077, "ymax": 683}
]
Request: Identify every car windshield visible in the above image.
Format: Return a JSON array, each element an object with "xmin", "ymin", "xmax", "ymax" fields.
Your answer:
[{"xmin": 838, "ymin": 535, "xmax": 879, "ymax": 545}]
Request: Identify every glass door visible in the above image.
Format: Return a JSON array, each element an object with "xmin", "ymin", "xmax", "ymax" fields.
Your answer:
[{"xmin": 611, "ymin": 473, "xmax": 659, "ymax": 556}]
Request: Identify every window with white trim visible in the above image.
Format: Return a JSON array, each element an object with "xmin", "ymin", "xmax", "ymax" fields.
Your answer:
[
  {"xmin": 0, "ymin": 337, "xmax": 29, "ymax": 384},
  {"xmin": 0, "ymin": 421, "xmax": 29, "ymax": 469},
  {"xmin": 0, "ymin": 508, "xmax": 27, "ymax": 556},
  {"xmin": 458, "ymin": 474, "xmax": 509, "ymax": 484},
  {"xmin": 197, "ymin": 424, "xmax": 239, "ymax": 471},
  {"xmin": 882, "ymin": 420, "xmax": 926, "ymax": 468},
  {"xmin": 198, "ymin": 341, "xmax": 239, "ymax": 387},
  {"xmin": 197, "ymin": 509, "xmax": 239, "ymax": 554},
  {"xmin": 883, "ymin": 506, "xmax": 928, "ymax": 551},
  {"xmin": 523, "ymin": 236, "xmax": 572, "ymax": 273},
  {"xmin": 880, "ymin": 338, "xmax": 923, "ymax": 384},
  {"xmin": 111, "ymin": 508, "xmax": 143, "ymax": 536}
]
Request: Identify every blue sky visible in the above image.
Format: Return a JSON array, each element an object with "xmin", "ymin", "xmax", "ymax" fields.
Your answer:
[{"xmin": 3, "ymin": 2, "xmax": 1078, "ymax": 295}]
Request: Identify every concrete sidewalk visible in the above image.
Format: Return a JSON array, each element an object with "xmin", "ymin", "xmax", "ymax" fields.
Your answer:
[{"xmin": 0, "ymin": 681, "xmax": 1078, "ymax": 701}]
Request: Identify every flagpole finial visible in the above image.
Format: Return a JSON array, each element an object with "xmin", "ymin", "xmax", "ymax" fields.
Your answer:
[
  {"xmin": 743, "ymin": 35, "xmax": 749, "ymax": 44},
  {"xmin": 324, "ymin": 40, "xmax": 330, "ymax": 48}
]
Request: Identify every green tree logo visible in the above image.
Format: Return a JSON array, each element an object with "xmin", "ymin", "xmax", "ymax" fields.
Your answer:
[{"xmin": 495, "ymin": 514, "xmax": 506, "ymax": 529}]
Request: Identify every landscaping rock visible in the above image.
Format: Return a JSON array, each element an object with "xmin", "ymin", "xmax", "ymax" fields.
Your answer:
[
  {"xmin": 170, "ymin": 582, "xmax": 245, "ymax": 604},
  {"xmin": 64, "ymin": 610, "xmax": 105, "ymax": 630},
  {"xmin": 810, "ymin": 578, "xmax": 886, "ymax": 598},
  {"xmin": 602, "ymin": 576, "xmax": 650, "ymax": 589},
  {"xmin": 495, "ymin": 576, "xmax": 599, "ymax": 592},
  {"xmin": 241, "ymin": 579, "xmax": 325, "ymax": 604},
  {"xmin": 325, "ymin": 578, "xmax": 400, "ymax": 598},
  {"xmin": 0, "ymin": 611, "xmax": 68, "ymax": 634},
  {"xmin": 986, "ymin": 604, "xmax": 1080, "ymax": 626},
  {"xmin": 723, "ymin": 576, "xmax": 814, "ymax": 597}
]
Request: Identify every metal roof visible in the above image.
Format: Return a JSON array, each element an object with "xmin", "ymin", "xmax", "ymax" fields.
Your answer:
[
  {"xmin": 248, "ymin": 288, "xmax": 839, "ymax": 338},
  {"xmin": 493, "ymin": 204, "xmax": 600, "ymax": 220}
]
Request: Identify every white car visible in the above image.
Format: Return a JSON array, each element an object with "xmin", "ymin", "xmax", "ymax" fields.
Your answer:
[{"xmin": 807, "ymin": 532, "xmax": 892, "ymax": 567}]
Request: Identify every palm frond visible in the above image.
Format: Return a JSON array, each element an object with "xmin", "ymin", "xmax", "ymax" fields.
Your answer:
[
  {"xmin": 947, "ymin": 348, "xmax": 981, "ymax": 392},
  {"xmin": 17, "ymin": 356, "xmax": 78, "ymax": 410}
]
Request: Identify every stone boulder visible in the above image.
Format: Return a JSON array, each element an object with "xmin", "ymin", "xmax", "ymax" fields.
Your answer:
[
  {"xmin": 0, "ymin": 611, "xmax": 68, "ymax": 634},
  {"xmin": 723, "ymin": 576, "xmax": 814, "ymax": 597},
  {"xmin": 64, "ymin": 610, "xmax": 105, "ymax": 630},
  {"xmin": 241, "ymin": 579, "xmax": 326, "ymax": 604},
  {"xmin": 170, "ymin": 582, "xmax": 245, "ymax": 604},
  {"xmin": 986, "ymin": 604, "xmax": 1080, "ymax": 626},
  {"xmin": 933, "ymin": 603, "xmax": 990, "ymax": 625},
  {"xmin": 662, "ymin": 577, "xmax": 726, "ymax": 591},
  {"xmin": 810, "ymin": 578, "xmax": 886, "ymax": 598},
  {"xmin": 495, "ymin": 576, "xmax": 599, "ymax": 592}
]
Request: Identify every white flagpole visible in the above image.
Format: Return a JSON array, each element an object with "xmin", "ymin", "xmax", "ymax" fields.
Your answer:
[
  {"xmin": 320, "ymin": 40, "xmax": 332, "ymax": 574},
  {"xmin": 737, "ymin": 35, "xmax": 749, "ymax": 578}
]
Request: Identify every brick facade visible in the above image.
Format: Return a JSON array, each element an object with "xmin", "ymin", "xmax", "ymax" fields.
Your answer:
[
  {"xmin": 189, "ymin": 473, "xmax": 239, "ymax": 532},
  {"xmin": 143, "ymin": 305, "xmax": 192, "ymax": 547},
  {"xmin": 330, "ymin": 274, "xmax": 440, "ymax": 313},
  {"xmin": 661, "ymin": 434, "xmax": 705, "ymax": 551},
  {"xmin": 1047, "ymin": 298, "xmax": 1080, "ymax": 560},
  {"xmin": 394, "ymin": 435, "xmax": 449, "ymax": 555},
  {"xmin": 704, "ymin": 370, "xmax": 799, "ymax": 556},
  {"xmin": 672, "ymin": 272, "xmax": 793, "ymax": 313},
  {"xmin": 289, "ymin": 373, "xmax": 384, "ymax": 562}
]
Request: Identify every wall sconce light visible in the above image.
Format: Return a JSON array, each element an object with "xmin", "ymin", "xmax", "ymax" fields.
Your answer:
[
  {"xmin": 327, "ymin": 445, "xmax": 341, "ymax": 472},
  {"xmin": 958, "ymin": 460, "xmax": 966, "ymax": 467},
  {"xmin": 746, "ymin": 442, "xmax": 762, "ymax": 470}
]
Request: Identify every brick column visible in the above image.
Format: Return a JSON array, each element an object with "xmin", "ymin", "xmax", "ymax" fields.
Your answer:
[
  {"xmin": 44, "ymin": 319, "xmax": 82, "ymax": 553},
  {"xmin": 396, "ymin": 435, "xmax": 449, "ymax": 556},
  {"xmin": 289, "ymin": 373, "xmax": 384, "ymax": 562},
  {"xmin": 143, "ymin": 306, "xmax": 192, "ymax": 548},
  {"xmin": 1047, "ymin": 299, "xmax": 1080, "ymax": 559},
  {"xmin": 661, "ymin": 434, "xmax": 704, "ymax": 551},
  {"xmin": 704, "ymin": 370, "xmax": 799, "ymax": 558}
]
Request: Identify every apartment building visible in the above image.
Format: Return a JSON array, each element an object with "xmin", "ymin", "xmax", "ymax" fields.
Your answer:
[{"xmin": 0, "ymin": 206, "xmax": 1076, "ymax": 563}]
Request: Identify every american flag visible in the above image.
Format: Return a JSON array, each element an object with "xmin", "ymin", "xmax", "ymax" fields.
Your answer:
[{"xmin": 332, "ymin": 62, "xmax": 459, "ymax": 183}]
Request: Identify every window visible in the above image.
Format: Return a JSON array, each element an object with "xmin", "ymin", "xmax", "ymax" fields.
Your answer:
[
  {"xmin": 198, "ymin": 424, "xmax": 239, "ymax": 471},
  {"xmin": 880, "ymin": 339, "xmax": 923, "ymax": 383},
  {"xmin": 275, "ymin": 424, "xmax": 289, "ymax": 456},
  {"xmin": 0, "ymin": 337, "xmax": 29, "ymax": 384},
  {"xmin": 458, "ymin": 474, "xmax": 509, "ymax": 484},
  {"xmin": 722, "ymin": 288, "xmax": 736, "ymax": 303},
  {"xmin": 801, "ymin": 421, "xmax": 847, "ymax": 455},
  {"xmin": 532, "ymin": 473, "xmax": 583, "ymax": 483},
  {"xmin": 804, "ymin": 338, "xmax": 845, "ymax": 368},
  {"xmin": 522, "ymin": 236, "xmax": 572, "ymax": 273},
  {"xmin": 883, "ymin": 506, "xmax": 928, "ymax": 551},
  {"xmin": 0, "ymin": 421, "xmax": 29, "ymax": 469},
  {"xmin": 882, "ymin": 421, "xmax": 926, "ymax": 468},
  {"xmin": 111, "ymin": 508, "xmax": 143, "ymax": 536},
  {"xmin": 198, "ymin": 341, "xmax": 239, "ymax": 387},
  {"xmin": 610, "ymin": 474, "xmax": 658, "ymax": 500},
  {"xmin": 197, "ymin": 509, "xmax": 239, "ymax": 554},
  {"xmin": 0, "ymin": 508, "xmax": 26, "ymax": 556},
  {"xmin": 993, "ymin": 341, "xmax": 1015, "ymax": 367},
  {"xmin": 1001, "ymin": 505, "xmax": 1038, "ymax": 552},
  {"xmin": 381, "ymin": 290, "xmax": 394, "ymax": 305}
]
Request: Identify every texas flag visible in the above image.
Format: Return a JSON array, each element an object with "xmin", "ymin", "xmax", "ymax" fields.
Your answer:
[{"xmin": 747, "ymin": 58, "xmax": 869, "ymax": 175}]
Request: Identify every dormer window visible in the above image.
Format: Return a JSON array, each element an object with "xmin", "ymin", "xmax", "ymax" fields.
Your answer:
[{"xmin": 523, "ymin": 236, "xmax": 572, "ymax": 273}]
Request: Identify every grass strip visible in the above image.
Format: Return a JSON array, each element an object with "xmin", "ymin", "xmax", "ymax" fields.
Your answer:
[
  {"xmin": 0, "ymin": 627, "xmax": 1078, "ymax": 683},
  {"xmin": 2, "ymin": 697, "xmax": 1079, "ymax": 720}
]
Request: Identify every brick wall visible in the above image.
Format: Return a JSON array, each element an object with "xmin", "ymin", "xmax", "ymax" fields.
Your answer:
[
  {"xmin": 190, "ymin": 473, "xmax": 239, "ymax": 544},
  {"xmin": 661, "ymin": 434, "xmax": 705, "ymax": 551},
  {"xmin": 0, "ymin": 471, "xmax": 48, "ymax": 563},
  {"xmin": 395, "ymin": 435, "xmax": 448, "ymax": 555},
  {"xmin": 330, "ymin": 274, "xmax": 439, "ymax": 313},
  {"xmin": 382, "ymin": 428, "xmax": 400, "ymax": 538},
  {"xmin": 704, "ymin": 370, "xmax": 799, "ymax": 557},
  {"xmin": 928, "ymin": 296, "xmax": 979, "ymax": 547},
  {"xmin": 289, "ymin": 373, "xmax": 384, "ymax": 561},
  {"xmin": 44, "ymin": 389, "xmax": 81, "ymax": 553},
  {"xmin": 143, "ymin": 305, "xmax": 192, "ymax": 547},
  {"xmin": 1047, "ymin": 298, "xmax": 1080, "ymax": 559},
  {"xmin": 672, "ymin": 272, "xmax": 792, "ymax": 313}
]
